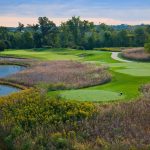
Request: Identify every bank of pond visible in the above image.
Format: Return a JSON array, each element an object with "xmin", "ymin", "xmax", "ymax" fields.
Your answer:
[{"xmin": 0, "ymin": 65, "xmax": 25, "ymax": 96}]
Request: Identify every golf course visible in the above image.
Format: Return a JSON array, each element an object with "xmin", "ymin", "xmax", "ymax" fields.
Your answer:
[
  {"xmin": 1, "ymin": 0, "xmax": 150, "ymax": 148},
  {"xmin": 1, "ymin": 48, "xmax": 150, "ymax": 102}
]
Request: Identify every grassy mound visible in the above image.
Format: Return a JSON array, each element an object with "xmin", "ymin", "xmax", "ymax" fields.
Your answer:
[
  {"xmin": 6, "ymin": 61, "xmax": 111, "ymax": 89},
  {"xmin": 121, "ymin": 48, "xmax": 150, "ymax": 61}
]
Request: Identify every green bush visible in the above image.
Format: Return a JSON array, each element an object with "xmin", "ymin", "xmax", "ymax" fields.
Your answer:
[
  {"xmin": 0, "ymin": 40, "xmax": 6, "ymax": 51},
  {"xmin": 50, "ymin": 132, "xmax": 70, "ymax": 149},
  {"xmin": 144, "ymin": 43, "xmax": 150, "ymax": 53},
  {"xmin": 48, "ymin": 83, "xmax": 67, "ymax": 91}
]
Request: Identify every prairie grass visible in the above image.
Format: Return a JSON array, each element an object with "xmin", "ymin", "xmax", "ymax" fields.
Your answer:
[
  {"xmin": 122, "ymin": 48, "xmax": 150, "ymax": 61},
  {"xmin": 6, "ymin": 60, "xmax": 111, "ymax": 89},
  {"xmin": 0, "ymin": 57, "xmax": 37, "ymax": 66}
]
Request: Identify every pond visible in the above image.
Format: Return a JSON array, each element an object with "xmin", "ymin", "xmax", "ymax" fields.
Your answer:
[
  {"xmin": 0, "ymin": 65, "xmax": 25, "ymax": 96},
  {"xmin": 0, "ymin": 65, "xmax": 25, "ymax": 78},
  {"xmin": 0, "ymin": 84, "xmax": 20, "ymax": 96}
]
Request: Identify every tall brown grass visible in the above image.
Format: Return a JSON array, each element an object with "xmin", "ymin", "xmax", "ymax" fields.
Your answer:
[
  {"xmin": 0, "ymin": 57, "xmax": 37, "ymax": 66},
  {"xmin": 6, "ymin": 61, "xmax": 111, "ymax": 89},
  {"xmin": 121, "ymin": 48, "xmax": 150, "ymax": 61}
]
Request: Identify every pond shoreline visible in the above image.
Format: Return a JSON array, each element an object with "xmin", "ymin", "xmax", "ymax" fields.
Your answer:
[
  {"xmin": 0, "ymin": 80, "xmax": 28, "ymax": 90},
  {"xmin": 0, "ymin": 58, "xmax": 30, "ymax": 96}
]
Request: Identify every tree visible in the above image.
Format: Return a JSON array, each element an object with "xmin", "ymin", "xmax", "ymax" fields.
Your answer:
[
  {"xmin": 103, "ymin": 31, "xmax": 113, "ymax": 47},
  {"xmin": 0, "ymin": 40, "xmax": 6, "ymax": 51},
  {"xmin": 27, "ymin": 24, "xmax": 39, "ymax": 32},
  {"xmin": 38, "ymin": 17, "xmax": 57, "ymax": 46},
  {"xmin": 0, "ymin": 27, "xmax": 9, "ymax": 40},
  {"xmin": 60, "ymin": 16, "xmax": 94, "ymax": 49},
  {"xmin": 117, "ymin": 30, "xmax": 129, "ymax": 47},
  {"xmin": 21, "ymin": 31, "xmax": 34, "ymax": 48},
  {"xmin": 33, "ymin": 32, "xmax": 42, "ymax": 48},
  {"xmin": 134, "ymin": 27, "xmax": 146, "ymax": 46},
  {"xmin": 27, "ymin": 24, "xmax": 42, "ymax": 48},
  {"xmin": 144, "ymin": 43, "xmax": 150, "ymax": 53},
  {"xmin": 17, "ymin": 22, "xmax": 24, "ymax": 32}
]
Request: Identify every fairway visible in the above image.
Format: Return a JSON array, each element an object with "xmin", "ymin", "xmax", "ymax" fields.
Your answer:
[
  {"xmin": 1, "ymin": 49, "xmax": 117, "ymax": 63},
  {"xmin": 1, "ymin": 48, "xmax": 150, "ymax": 102},
  {"xmin": 115, "ymin": 68, "xmax": 150, "ymax": 76},
  {"xmin": 110, "ymin": 63, "xmax": 150, "ymax": 76}
]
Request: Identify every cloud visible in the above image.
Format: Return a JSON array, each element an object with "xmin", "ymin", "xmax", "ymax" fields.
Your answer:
[{"xmin": 0, "ymin": 0, "xmax": 150, "ymax": 26}]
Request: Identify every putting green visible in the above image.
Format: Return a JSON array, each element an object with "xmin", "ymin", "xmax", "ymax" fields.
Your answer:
[{"xmin": 60, "ymin": 90, "xmax": 125, "ymax": 102}]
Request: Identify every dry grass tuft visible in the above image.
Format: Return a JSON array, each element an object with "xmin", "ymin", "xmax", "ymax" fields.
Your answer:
[
  {"xmin": 77, "ymin": 95, "xmax": 150, "ymax": 149},
  {"xmin": 5, "ymin": 60, "xmax": 111, "ymax": 89},
  {"xmin": 121, "ymin": 48, "xmax": 150, "ymax": 61},
  {"xmin": 0, "ymin": 57, "xmax": 37, "ymax": 66},
  {"xmin": 141, "ymin": 83, "xmax": 150, "ymax": 99}
]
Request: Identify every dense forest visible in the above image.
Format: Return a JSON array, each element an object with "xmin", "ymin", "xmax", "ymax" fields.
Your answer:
[{"xmin": 0, "ymin": 16, "xmax": 150, "ymax": 51}]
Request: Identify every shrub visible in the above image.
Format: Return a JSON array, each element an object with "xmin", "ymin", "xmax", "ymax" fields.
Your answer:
[
  {"xmin": 0, "ymin": 40, "xmax": 6, "ymax": 51},
  {"xmin": 50, "ymin": 132, "xmax": 70, "ymax": 149},
  {"xmin": 144, "ymin": 43, "xmax": 150, "ymax": 53},
  {"xmin": 0, "ymin": 89, "xmax": 96, "ymax": 149},
  {"xmin": 95, "ymin": 47, "xmax": 121, "ymax": 52},
  {"xmin": 4, "ymin": 40, "xmax": 11, "ymax": 49},
  {"xmin": 48, "ymin": 83, "xmax": 67, "ymax": 91}
]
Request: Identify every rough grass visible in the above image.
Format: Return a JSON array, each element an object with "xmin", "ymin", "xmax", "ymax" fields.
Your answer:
[
  {"xmin": 79, "ymin": 96, "xmax": 150, "ymax": 149},
  {"xmin": 0, "ymin": 57, "xmax": 37, "ymax": 66},
  {"xmin": 6, "ymin": 60, "xmax": 111, "ymax": 89},
  {"xmin": 121, "ymin": 48, "xmax": 150, "ymax": 61},
  {"xmin": 0, "ymin": 88, "xmax": 150, "ymax": 149},
  {"xmin": 94, "ymin": 47, "xmax": 122, "ymax": 52}
]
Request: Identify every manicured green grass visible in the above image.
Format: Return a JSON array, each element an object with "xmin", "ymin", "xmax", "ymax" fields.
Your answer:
[
  {"xmin": 1, "ymin": 48, "xmax": 117, "ymax": 63},
  {"xmin": 1, "ymin": 49, "xmax": 79, "ymax": 60},
  {"xmin": 109, "ymin": 62, "xmax": 150, "ymax": 76},
  {"xmin": 1, "ymin": 48, "xmax": 150, "ymax": 102},
  {"xmin": 53, "ymin": 71, "xmax": 150, "ymax": 102},
  {"xmin": 60, "ymin": 90, "xmax": 125, "ymax": 102}
]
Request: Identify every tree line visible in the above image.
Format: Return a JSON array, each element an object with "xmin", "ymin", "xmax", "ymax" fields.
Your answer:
[{"xmin": 0, "ymin": 16, "xmax": 150, "ymax": 51}]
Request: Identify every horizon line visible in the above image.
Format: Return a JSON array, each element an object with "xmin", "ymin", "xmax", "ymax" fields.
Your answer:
[{"xmin": 0, "ymin": 16, "xmax": 150, "ymax": 27}]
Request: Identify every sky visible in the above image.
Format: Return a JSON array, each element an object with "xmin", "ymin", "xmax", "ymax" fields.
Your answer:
[{"xmin": 0, "ymin": 0, "xmax": 150, "ymax": 27}]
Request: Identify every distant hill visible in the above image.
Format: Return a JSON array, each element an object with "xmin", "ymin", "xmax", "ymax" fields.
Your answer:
[{"xmin": 111, "ymin": 24, "xmax": 148, "ymax": 30}]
